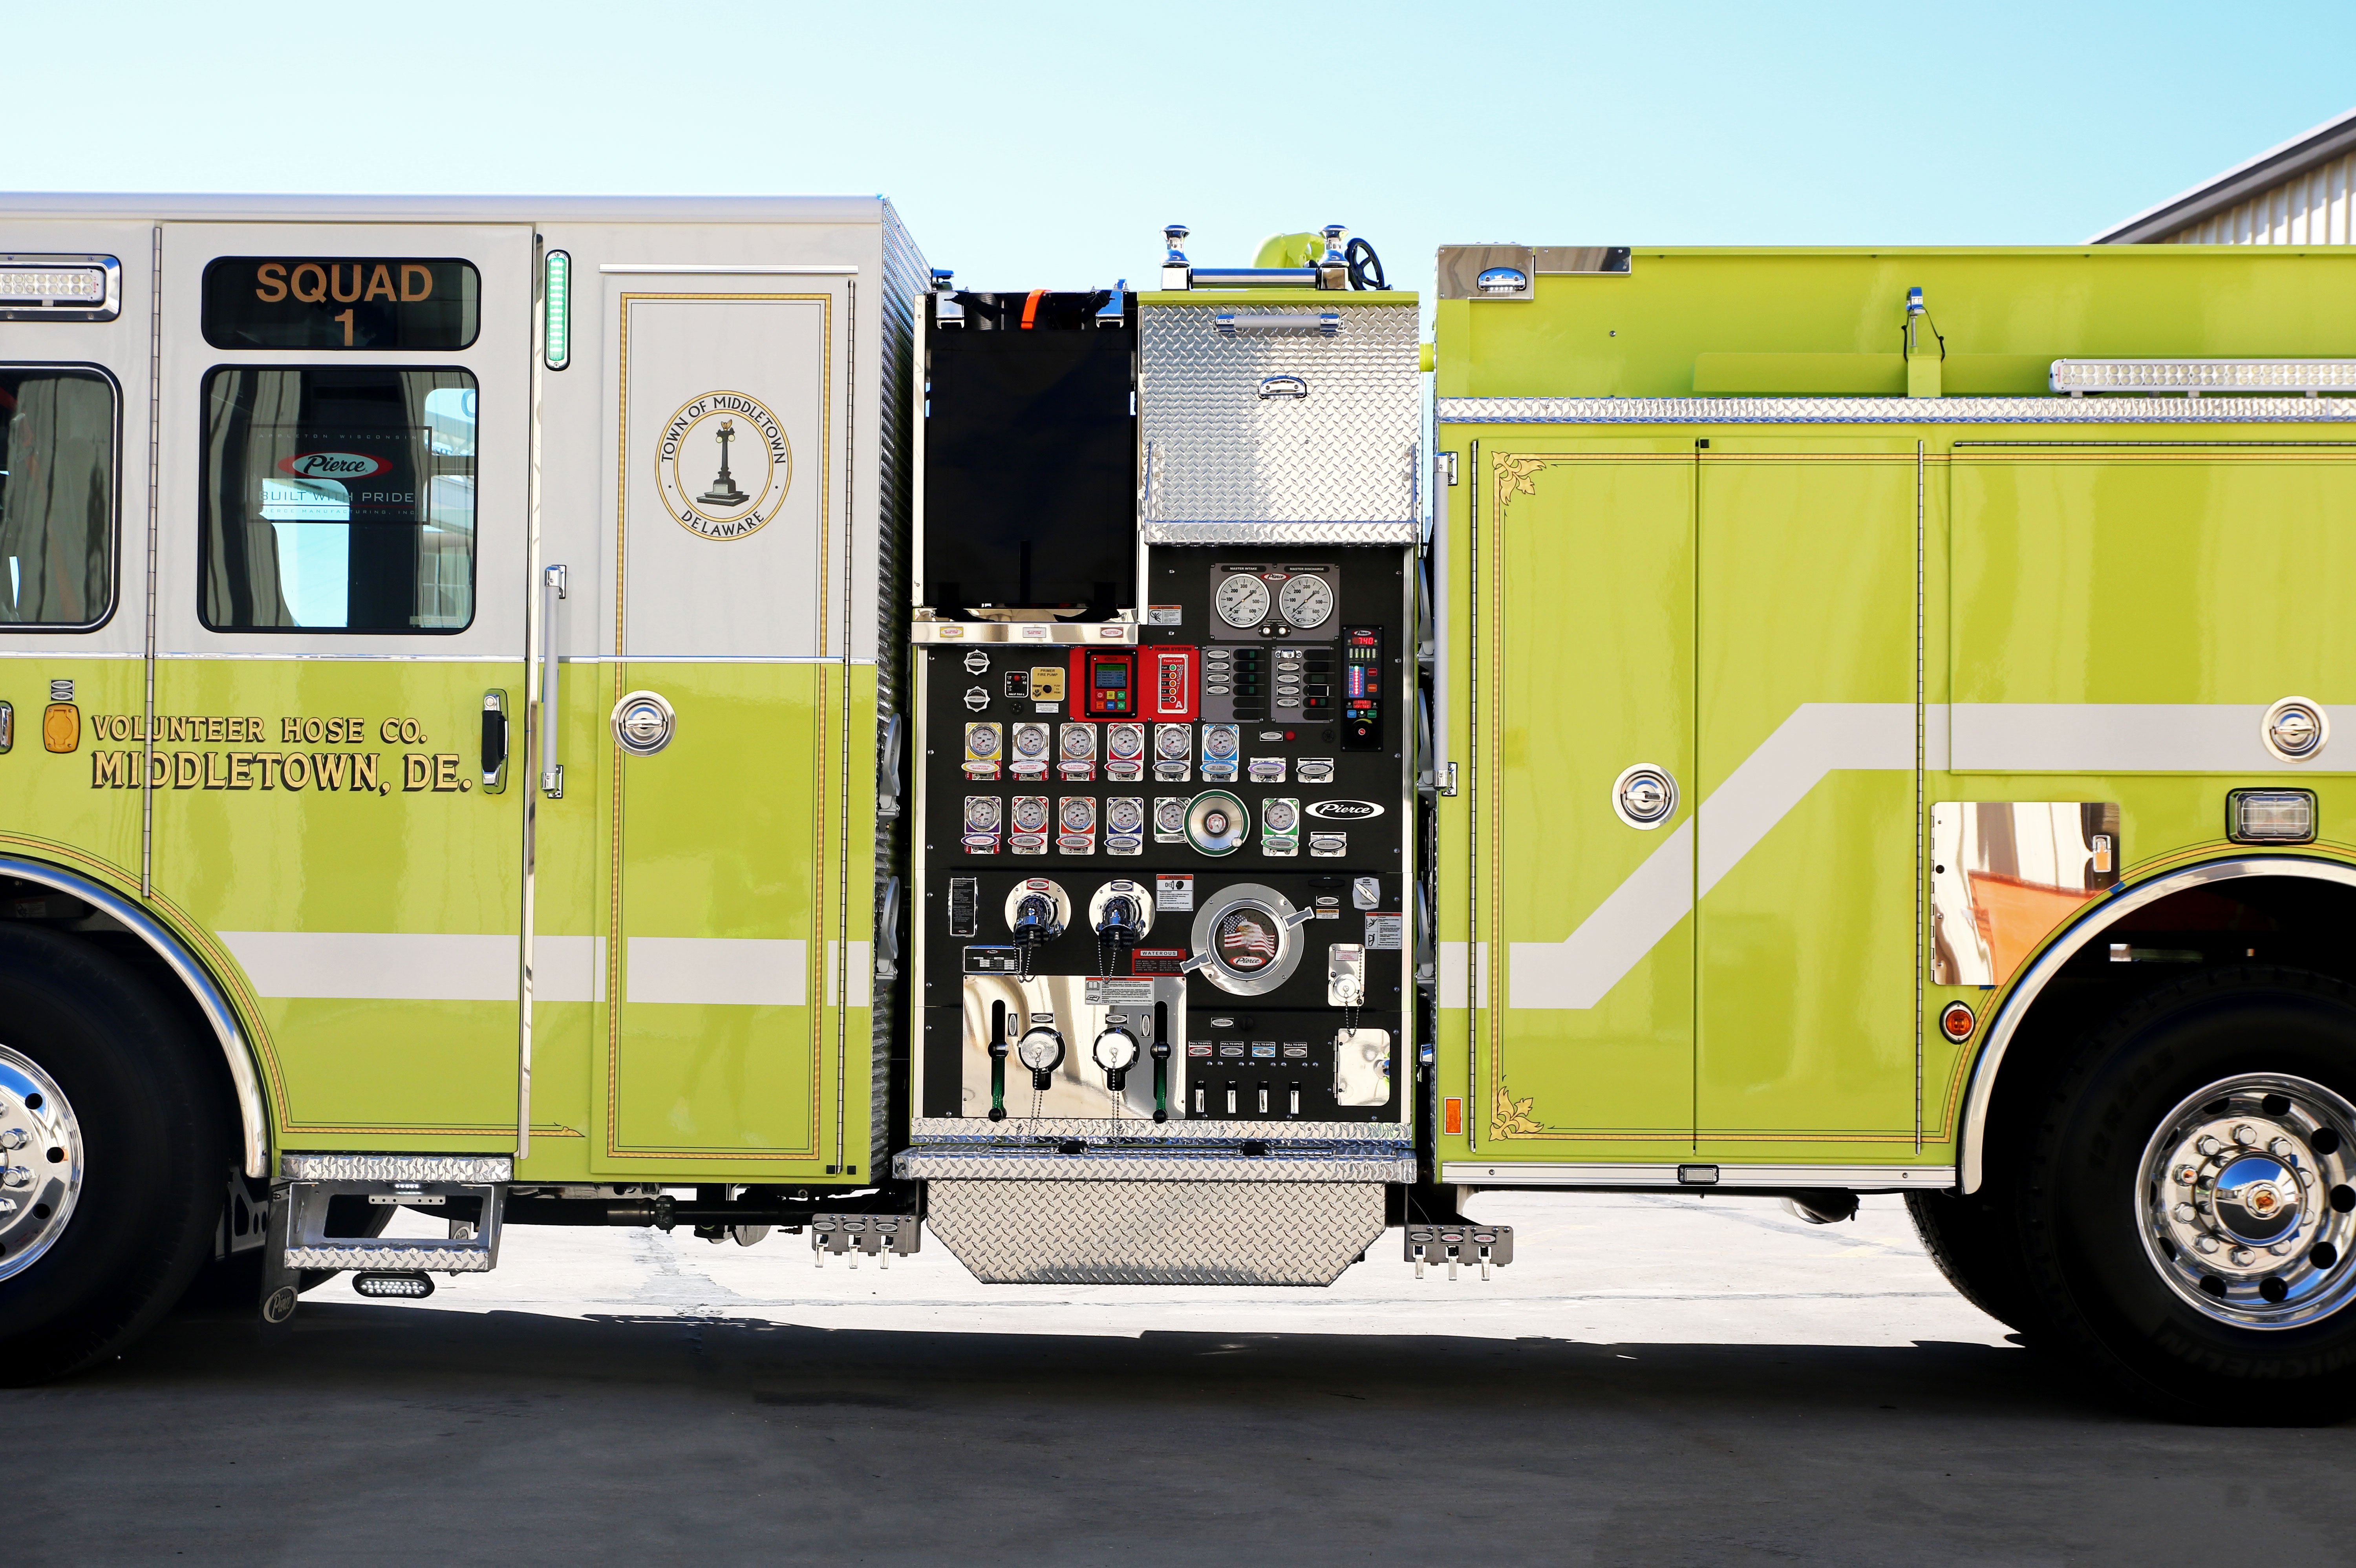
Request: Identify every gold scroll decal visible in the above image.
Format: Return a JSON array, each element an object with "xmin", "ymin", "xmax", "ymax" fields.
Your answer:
[{"xmin": 80, "ymin": 715, "xmax": 470, "ymax": 794}]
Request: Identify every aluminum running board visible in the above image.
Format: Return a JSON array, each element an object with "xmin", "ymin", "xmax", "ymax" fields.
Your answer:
[{"xmin": 277, "ymin": 1154, "xmax": 509, "ymax": 1274}]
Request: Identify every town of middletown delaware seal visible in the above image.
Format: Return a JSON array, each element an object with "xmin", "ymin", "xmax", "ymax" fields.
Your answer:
[{"xmin": 656, "ymin": 391, "xmax": 792, "ymax": 540}]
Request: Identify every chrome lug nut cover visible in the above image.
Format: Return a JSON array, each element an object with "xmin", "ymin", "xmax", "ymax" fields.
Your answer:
[
  {"xmin": 2139, "ymin": 1072, "xmax": 2356, "ymax": 1330},
  {"xmin": 0, "ymin": 1044, "xmax": 84, "ymax": 1283}
]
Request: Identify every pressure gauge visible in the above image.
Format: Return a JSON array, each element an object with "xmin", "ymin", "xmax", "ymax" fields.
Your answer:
[
  {"xmin": 1060, "ymin": 796, "xmax": 1096, "ymax": 832},
  {"xmin": 964, "ymin": 722, "xmax": 1000, "ymax": 758},
  {"xmin": 1016, "ymin": 1026, "xmax": 1065, "ymax": 1074},
  {"xmin": 1277, "ymin": 574, "xmax": 1333, "ymax": 629},
  {"xmin": 1093, "ymin": 1027, "xmax": 1140, "ymax": 1073},
  {"xmin": 1059, "ymin": 724, "xmax": 1095, "ymax": 760},
  {"xmin": 1156, "ymin": 724, "xmax": 1191, "ymax": 760},
  {"xmin": 1011, "ymin": 723, "xmax": 1050, "ymax": 760},
  {"xmin": 1011, "ymin": 796, "xmax": 1050, "ymax": 833},
  {"xmin": 1202, "ymin": 723, "xmax": 1239, "ymax": 762},
  {"xmin": 1215, "ymin": 573, "xmax": 1270, "ymax": 629},
  {"xmin": 1106, "ymin": 722, "xmax": 1145, "ymax": 762},
  {"xmin": 1155, "ymin": 797, "xmax": 1189, "ymax": 836},
  {"xmin": 1262, "ymin": 798, "xmax": 1297, "ymax": 833},
  {"xmin": 963, "ymin": 795, "xmax": 1001, "ymax": 832},
  {"xmin": 1106, "ymin": 796, "xmax": 1145, "ymax": 834}
]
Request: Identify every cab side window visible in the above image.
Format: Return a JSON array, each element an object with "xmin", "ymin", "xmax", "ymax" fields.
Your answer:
[
  {"xmin": 0, "ymin": 366, "xmax": 116, "ymax": 628},
  {"xmin": 199, "ymin": 366, "xmax": 475, "ymax": 632}
]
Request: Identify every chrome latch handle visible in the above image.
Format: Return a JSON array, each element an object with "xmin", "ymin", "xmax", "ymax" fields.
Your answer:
[{"xmin": 539, "ymin": 565, "xmax": 567, "ymax": 798}]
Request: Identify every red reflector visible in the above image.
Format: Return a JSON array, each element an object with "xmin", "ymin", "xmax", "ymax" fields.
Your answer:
[{"xmin": 1443, "ymin": 1097, "xmax": 1463, "ymax": 1135}]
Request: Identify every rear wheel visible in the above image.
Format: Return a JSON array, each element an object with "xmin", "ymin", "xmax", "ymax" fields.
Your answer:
[
  {"xmin": 2018, "ymin": 965, "xmax": 2356, "ymax": 1423},
  {"xmin": 0, "ymin": 925, "xmax": 227, "ymax": 1384}
]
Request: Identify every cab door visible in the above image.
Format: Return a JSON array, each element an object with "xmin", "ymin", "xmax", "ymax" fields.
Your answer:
[
  {"xmin": 1467, "ymin": 442, "xmax": 1695, "ymax": 1157},
  {"xmin": 592, "ymin": 272, "xmax": 858, "ymax": 1177},
  {"xmin": 152, "ymin": 225, "xmax": 533, "ymax": 1150}
]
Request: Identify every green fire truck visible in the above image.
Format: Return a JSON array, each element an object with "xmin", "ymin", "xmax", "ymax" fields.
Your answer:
[{"xmin": 1, "ymin": 198, "xmax": 2353, "ymax": 1422}]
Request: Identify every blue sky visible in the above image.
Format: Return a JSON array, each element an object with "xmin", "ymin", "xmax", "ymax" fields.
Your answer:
[{"xmin": 13, "ymin": 1, "xmax": 2353, "ymax": 293}]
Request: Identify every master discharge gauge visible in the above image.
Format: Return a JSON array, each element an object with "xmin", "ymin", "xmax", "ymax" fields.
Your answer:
[{"xmin": 1277, "ymin": 573, "xmax": 1333, "ymax": 630}]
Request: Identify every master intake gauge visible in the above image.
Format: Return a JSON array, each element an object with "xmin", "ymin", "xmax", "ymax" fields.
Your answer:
[{"xmin": 1215, "ymin": 572, "xmax": 1270, "ymax": 629}]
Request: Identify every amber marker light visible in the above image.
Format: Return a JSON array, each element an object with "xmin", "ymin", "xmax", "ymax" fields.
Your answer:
[{"xmin": 1940, "ymin": 1001, "xmax": 1977, "ymax": 1043}]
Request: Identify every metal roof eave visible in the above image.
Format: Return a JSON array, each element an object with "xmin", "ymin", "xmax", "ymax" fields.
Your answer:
[
  {"xmin": 2090, "ymin": 106, "xmax": 2356, "ymax": 245},
  {"xmin": 0, "ymin": 192, "xmax": 892, "ymax": 226}
]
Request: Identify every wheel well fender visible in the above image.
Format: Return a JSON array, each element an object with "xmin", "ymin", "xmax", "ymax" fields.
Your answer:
[
  {"xmin": 1959, "ymin": 855, "xmax": 2356, "ymax": 1194},
  {"xmin": 0, "ymin": 855, "xmax": 268, "ymax": 1177}
]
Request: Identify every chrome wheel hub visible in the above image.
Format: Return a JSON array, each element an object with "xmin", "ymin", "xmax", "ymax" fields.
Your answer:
[
  {"xmin": 2138, "ymin": 1073, "xmax": 2356, "ymax": 1329},
  {"xmin": 0, "ymin": 1043, "xmax": 84, "ymax": 1283}
]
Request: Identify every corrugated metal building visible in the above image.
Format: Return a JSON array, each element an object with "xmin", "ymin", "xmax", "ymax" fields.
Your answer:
[{"xmin": 2096, "ymin": 107, "xmax": 2356, "ymax": 244}]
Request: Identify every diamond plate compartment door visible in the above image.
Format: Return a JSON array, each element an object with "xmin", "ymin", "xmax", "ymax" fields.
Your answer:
[{"xmin": 1139, "ymin": 302, "xmax": 1421, "ymax": 542}]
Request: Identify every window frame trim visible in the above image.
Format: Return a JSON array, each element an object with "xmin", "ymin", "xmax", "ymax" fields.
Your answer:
[
  {"xmin": 194, "ymin": 360, "xmax": 482, "ymax": 638},
  {"xmin": 0, "ymin": 360, "xmax": 124, "ymax": 635}
]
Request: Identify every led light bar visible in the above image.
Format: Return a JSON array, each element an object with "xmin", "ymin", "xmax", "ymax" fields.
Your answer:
[
  {"xmin": 2051, "ymin": 358, "xmax": 2356, "ymax": 397},
  {"xmin": 2228, "ymin": 788, "xmax": 2316, "ymax": 845},
  {"xmin": 0, "ymin": 254, "xmax": 121, "ymax": 322},
  {"xmin": 542, "ymin": 249, "xmax": 571, "ymax": 372}
]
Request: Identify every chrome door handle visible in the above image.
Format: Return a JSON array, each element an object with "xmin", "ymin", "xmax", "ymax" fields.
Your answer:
[
  {"xmin": 540, "ymin": 565, "xmax": 567, "ymax": 798},
  {"xmin": 612, "ymin": 690, "xmax": 676, "ymax": 757},
  {"xmin": 1612, "ymin": 764, "xmax": 1678, "ymax": 829}
]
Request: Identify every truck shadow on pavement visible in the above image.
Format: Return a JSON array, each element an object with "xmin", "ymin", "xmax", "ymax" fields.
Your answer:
[{"xmin": 18, "ymin": 1304, "xmax": 2355, "ymax": 1566}]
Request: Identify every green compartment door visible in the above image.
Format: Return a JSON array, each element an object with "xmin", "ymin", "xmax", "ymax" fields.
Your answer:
[
  {"xmin": 1471, "ymin": 444, "xmax": 1695, "ymax": 1157},
  {"xmin": 593, "ymin": 278, "xmax": 861, "ymax": 1177}
]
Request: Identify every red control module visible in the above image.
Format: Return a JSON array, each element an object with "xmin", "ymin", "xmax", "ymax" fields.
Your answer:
[
  {"xmin": 1070, "ymin": 648, "xmax": 1136, "ymax": 719},
  {"xmin": 1141, "ymin": 645, "xmax": 1198, "ymax": 721}
]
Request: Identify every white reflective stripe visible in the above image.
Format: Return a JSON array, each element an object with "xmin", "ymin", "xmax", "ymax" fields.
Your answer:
[
  {"xmin": 1436, "ymin": 941, "xmax": 1489, "ymax": 1009},
  {"xmin": 219, "ymin": 931, "xmax": 517, "ymax": 1001},
  {"xmin": 1949, "ymin": 703, "xmax": 2356, "ymax": 772},
  {"xmin": 1694, "ymin": 704, "xmax": 1913, "ymax": 894},
  {"xmin": 624, "ymin": 937, "xmax": 806, "ymax": 1006},
  {"xmin": 825, "ymin": 941, "xmax": 874, "ymax": 1007},
  {"xmin": 1508, "ymin": 820, "xmax": 1694, "ymax": 1010},
  {"xmin": 533, "ymin": 935, "xmax": 607, "ymax": 1003},
  {"xmin": 1507, "ymin": 703, "xmax": 1911, "ymax": 1011}
]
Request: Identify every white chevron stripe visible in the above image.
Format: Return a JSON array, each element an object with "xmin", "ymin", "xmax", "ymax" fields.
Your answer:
[
  {"xmin": 1495, "ymin": 699, "xmax": 2350, "ymax": 1011},
  {"xmin": 1507, "ymin": 703, "xmax": 1913, "ymax": 1010}
]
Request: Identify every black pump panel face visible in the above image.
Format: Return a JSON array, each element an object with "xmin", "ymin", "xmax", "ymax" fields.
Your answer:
[{"xmin": 908, "ymin": 285, "xmax": 1415, "ymax": 1133}]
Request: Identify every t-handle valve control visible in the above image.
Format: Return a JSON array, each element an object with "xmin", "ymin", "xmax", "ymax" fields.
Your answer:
[{"xmin": 1150, "ymin": 1000, "xmax": 1172, "ymax": 1124}]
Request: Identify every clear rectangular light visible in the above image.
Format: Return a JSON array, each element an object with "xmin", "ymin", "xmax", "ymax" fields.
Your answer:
[
  {"xmin": 0, "ymin": 266, "xmax": 105, "ymax": 303},
  {"xmin": 2052, "ymin": 359, "xmax": 2356, "ymax": 397},
  {"xmin": 543, "ymin": 250, "xmax": 571, "ymax": 372},
  {"xmin": 2228, "ymin": 788, "xmax": 2316, "ymax": 844}
]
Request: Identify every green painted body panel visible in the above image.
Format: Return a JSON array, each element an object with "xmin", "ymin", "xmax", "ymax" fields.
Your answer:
[
  {"xmin": 592, "ymin": 660, "xmax": 870, "ymax": 1176},
  {"xmin": 1696, "ymin": 450, "xmax": 1918, "ymax": 1148},
  {"xmin": 1474, "ymin": 444, "xmax": 1694, "ymax": 1151},
  {"xmin": 1438, "ymin": 246, "xmax": 2356, "ymax": 1174},
  {"xmin": 1433, "ymin": 247, "xmax": 2356, "ymax": 398},
  {"xmin": 148, "ymin": 658, "xmax": 524, "ymax": 1146},
  {"xmin": 1952, "ymin": 452, "xmax": 2356, "ymax": 706},
  {"xmin": 0, "ymin": 659, "xmax": 144, "ymax": 891}
]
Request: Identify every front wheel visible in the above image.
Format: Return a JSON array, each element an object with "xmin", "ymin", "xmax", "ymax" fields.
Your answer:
[
  {"xmin": 0, "ymin": 925, "xmax": 227, "ymax": 1383},
  {"xmin": 2019, "ymin": 965, "xmax": 2356, "ymax": 1423}
]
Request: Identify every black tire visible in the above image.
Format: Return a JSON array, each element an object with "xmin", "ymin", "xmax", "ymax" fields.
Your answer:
[
  {"xmin": 2018, "ymin": 965, "xmax": 2356, "ymax": 1424},
  {"xmin": 0, "ymin": 925, "xmax": 229, "ymax": 1384},
  {"xmin": 177, "ymin": 1193, "xmax": 393, "ymax": 1311},
  {"xmin": 1905, "ymin": 1187, "xmax": 2041, "ymax": 1336}
]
